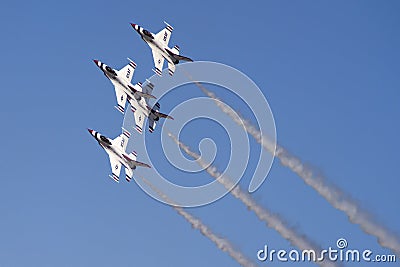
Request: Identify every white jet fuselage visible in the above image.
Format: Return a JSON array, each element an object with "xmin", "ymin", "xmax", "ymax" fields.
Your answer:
[
  {"xmin": 99, "ymin": 142, "xmax": 131, "ymax": 170},
  {"xmin": 90, "ymin": 130, "xmax": 134, "ymax": 170},
  {"xmin": 99, "ymin": 62, "xmax": 150, "ymax": 116},
  {"xmin": 142, "ymin": 35, "xmax": 176, "ymax": 65},
  {"xmin": 106, "ymin": 72, "xmax": 145, "ymax": 107}
]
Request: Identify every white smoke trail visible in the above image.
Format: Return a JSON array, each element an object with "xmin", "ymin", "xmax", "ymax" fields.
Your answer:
[
  {"xmin": 168, "ymin": 133, "xmax": 339, "ymax": 267},
  {"xmin": 199, "ymin": 85, "xmax": 400, "ymax": 256},
  {"xmin": 139, "ymin": 176, "xmax": 258, "ymax": 267}
]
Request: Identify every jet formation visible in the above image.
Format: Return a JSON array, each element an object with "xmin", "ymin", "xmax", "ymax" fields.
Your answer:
[
  {"xmin": 89, "ymin": 21, "xmax": 192, "ymax": 183},
  {"xmin": 93, "ymin": 59, "xmax": 173, "ymax": 134}
]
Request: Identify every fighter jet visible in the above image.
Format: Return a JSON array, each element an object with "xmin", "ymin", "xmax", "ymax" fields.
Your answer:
[
  {"xmin": 93, "ymin": 59, "xmax": 156, "ymax": 114},
  {"xmin": 130, "ymin": 80, "xmax": 173, "ymax": 134},
  {"xmin": 130, "ymin": 22, "xmax": 193, "ymax": 76},
  {"xmin": 93, "ymin": 59, "xmax": 172, "ymax": 134},
  {"xmin": 88, "ymin": 128, "xmax": 151, "ymax": 183}
]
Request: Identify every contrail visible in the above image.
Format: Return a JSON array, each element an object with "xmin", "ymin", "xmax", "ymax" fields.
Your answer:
[
  {"xmin": 168, "ymin": 133, "xmax": 339, "ymax": 267},
  {"xmin": 198, "ymin": 85, "xmax": 400, "ymax": 256},
  {"xmin": 138, "ymin": 175, "xmax": 258, "ymax": 267}
]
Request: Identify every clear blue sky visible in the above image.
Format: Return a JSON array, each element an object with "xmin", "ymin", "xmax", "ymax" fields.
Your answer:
[{"xmin": 0, "ymin": 1, "xmax": 399, "ymax": 266}]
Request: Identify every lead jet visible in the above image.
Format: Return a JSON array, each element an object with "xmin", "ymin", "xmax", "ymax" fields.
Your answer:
[
  {"xmin": 130, "ymin": 22, "xmax": 193, "ymax": 76},
  {"xmin": 93, "ymin": 59, "xmax": 172, "ymax": 134},
  {"xmin": 88, "ymin": 128, "xmax": 151, "ymax": 183}
]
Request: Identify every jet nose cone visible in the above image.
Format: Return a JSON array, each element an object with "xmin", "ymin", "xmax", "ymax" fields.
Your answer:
[
  {"xmin": 93, "ymin": 59, "xmax": 99, "ymax": 66},
  {"xmin": 130, "ymin": 23, "xmax": 138, "ymax": 30},
  {"xmin": 87, "ymin": 128, "xmax": 94, "ymax": 134}
]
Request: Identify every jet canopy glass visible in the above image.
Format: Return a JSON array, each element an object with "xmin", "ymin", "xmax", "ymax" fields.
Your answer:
[
  {"xmin": 143, "ymin": 29, "xmax": 153, "ymax": 39},
  {"xmin": 100, "ymin": 135, "xmax": 111, "ymax": 146},
  {"xmin": 105, "ymin": 66, "xmax": 117, "ymax": 76}
]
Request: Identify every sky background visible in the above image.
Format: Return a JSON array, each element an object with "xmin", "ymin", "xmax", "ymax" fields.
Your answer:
[{"xmin": 0, "ymin": 1, "xmax": 399, "ymax": 266}]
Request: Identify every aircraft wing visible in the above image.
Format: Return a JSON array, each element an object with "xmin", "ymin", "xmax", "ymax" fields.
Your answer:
[
  {"xmin": 112, "ymin": 83, "xmax": 128, "ymax": 113},
  {"xmin": 142, "ymin": 81, "xmax": 155, "ymax": 97},
  {"xmin": 130, "ymin": 103, "xmax": 146, "ymax": 134},
  {"xmin": 151, "ymin": 50, "xmax": 165, "ymax": 76},
  {"xmin": 117, "ymin": 60, "xmax": 136, "ymax": 84},
  {"xmin": 108, "ymin": 155, "xmax": 122, "ymax": 183},
  {"xmin": 155, "ymin": 22, "xmax": 173, "ymax": 47},
  {"xmin": 112, "ymin": 129, "xmax": 130, "ymax": 152}
]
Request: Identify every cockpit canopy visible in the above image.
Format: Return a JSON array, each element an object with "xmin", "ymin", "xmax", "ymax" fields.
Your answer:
[
  {"xmin": 100, "ymin": 135, "xmax": 112, "ymax": 146},
  {"xmin": 143, "ymin": 29, "xmax": 153, "ymax": 39},
  {"xmin": 105, "ymin": 66, "xmax": 117, "ymax": 76}
]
